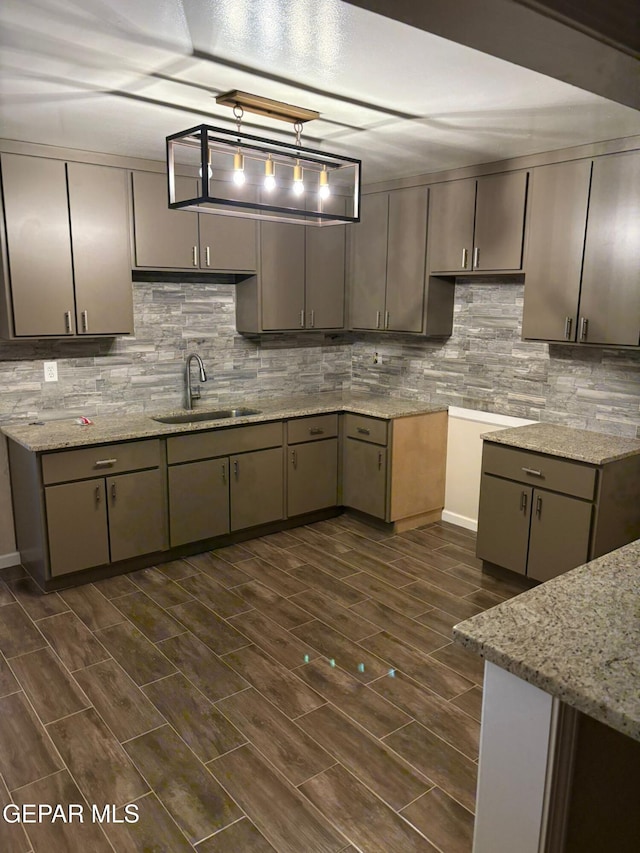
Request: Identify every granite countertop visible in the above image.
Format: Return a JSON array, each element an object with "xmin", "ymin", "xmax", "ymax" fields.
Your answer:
[
  {"xmin": 1, "ymin": 392, "xmax": 447, "ymax": 453},
  {"xmin": 453, "ymin": 539, "xmax": 640, "ymax": 741},
  {"xmin": 482, "ymin": 422, "xmax": 640, "ymax": 464}
]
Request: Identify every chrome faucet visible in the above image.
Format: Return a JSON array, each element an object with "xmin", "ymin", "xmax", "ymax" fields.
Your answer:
[{"xmin": 185, "ymin": 353, "xmax": 207, "ymax": 410}]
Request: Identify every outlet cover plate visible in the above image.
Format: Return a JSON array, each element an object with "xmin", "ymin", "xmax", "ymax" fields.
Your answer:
[{"xmin": 44, "ymin": 361, "xmax": 58, "ymax": 382}]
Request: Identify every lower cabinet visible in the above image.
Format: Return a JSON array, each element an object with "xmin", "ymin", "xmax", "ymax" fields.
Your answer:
[
  {"xmin": 288, "ymin": 439, "xmax": 339, "ymax": 517},
  {"xmin": 230, "ymin": 447, "xmax": 284, "ymax": 531},
  {"xmin": 343, "ymin": 438, "xmax": 387, "ymax": 519},
  {"xmin": 168, "ymin": 459, "xmax": 230, "ymax": 546}
]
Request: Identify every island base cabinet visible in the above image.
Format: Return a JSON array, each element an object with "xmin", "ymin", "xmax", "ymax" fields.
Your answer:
[
  {"xmin": 107, "ymin": 469, "xmax": 166, "ymax": 563},
  {"xmin": 475, "ymin": 476, "xmax": 531, "ymax": 575},
  {"xmin": 527, "ymin": 490, "xmax": 591, "ymax": 582},
  {"xmin": 342, "ymin": 439, "xmax": 387, "ymax": 520},
  {"xmin": 45, "ymin": 480, "xmax": 110, "ymax": 576},
  {"xmin": 288, "ymin": 439, "xmax": 338, "ymax": 517},
  {"xmin": 168, "ymin": 459, "xmax": 230, "ymax": 547},
  {"xmin": 230, "ymin": 447, "xmax": 284, "ymax": 531}
]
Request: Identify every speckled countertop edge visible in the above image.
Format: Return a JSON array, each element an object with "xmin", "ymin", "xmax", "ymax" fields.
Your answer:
[
  {"xmin": 482, "ymin": 422, "xmax": 640, "ymax": 464},
  {"xmin": 453, "ymin": 540, "xmax": 640, "ymax": 741},
  {"xmin": 1, "ymin": 392, "xmax": 447, "ymax": 453}
]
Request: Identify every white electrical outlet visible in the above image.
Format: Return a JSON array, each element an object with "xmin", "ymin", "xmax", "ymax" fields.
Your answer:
[{"xmin": 43, "ymin": 361, "xmax": 58, "ymax": 382}]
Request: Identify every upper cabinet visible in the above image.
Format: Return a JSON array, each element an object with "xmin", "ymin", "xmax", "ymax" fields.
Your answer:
[
  {"xmin": 0, "ymin": 154, "xmax": 133, "ymax": 338},
  {"xmin": 349, "ymin": 187, "xmax": 454, "ymax": 336},
  {"xmin": 523, "ymin": 151, "xmax": 640, "ymax": 347},
  {"xmin": 130, "ymin": 171, "xmax": 257, "ymax": 273},
  {"xmin": 428, "ymin": 171, "xmax": 529, "ymax": 274}
]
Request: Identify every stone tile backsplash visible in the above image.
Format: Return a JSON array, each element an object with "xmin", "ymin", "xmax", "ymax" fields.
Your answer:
[{"xmin": 0, "ymin": 279, "xmax": 638, "ymax": 437}]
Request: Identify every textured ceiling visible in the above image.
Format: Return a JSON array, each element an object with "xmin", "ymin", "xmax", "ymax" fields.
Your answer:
[{"xmin": 1, "ymin": 0, "xmax": 639, "ymax": 182}]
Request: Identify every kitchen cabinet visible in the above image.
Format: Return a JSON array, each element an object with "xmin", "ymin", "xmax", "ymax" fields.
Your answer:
[
  {"xmin": 236, "ymin": 216, "xmax": 346, "ymax": 332},
  {"xmin": 341, "ymin": 410, "xmax": 448, "ymax": 530},
  {"xmin": 131, "ymin": 171, "xmax": 257, "ymax": 272},
  {"xmin": 428, "ymin": 171, "xmax": 528, "ymax": 273},
  {"xmin": 168, "ymin": 458, "xmax": 230, "ymax": 546},
  {"xmin": 522, "ymin": 151, "xmax": 640, "ymax": 347},
  {"xmin": 230, "ymin": 447, "xmax": 284, "ymax": 530},
  {"xmin": 287, "ymin": 415, "xmax": 340, "ymax": 517},
  {"xmin": 349, "ymin": 188, "xmax": 454, "ymax": 335},
  {"xmin": 0, "ymin": 154, "xmax": 133, "ymax": 338},
  {"xmin": 476, "ymin": 440, "xmax": 640, "ymax": 582}
]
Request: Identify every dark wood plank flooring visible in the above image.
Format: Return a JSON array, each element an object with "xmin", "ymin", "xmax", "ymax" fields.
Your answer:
[{"xmin": 0, "ymin": 517, "xmax": 531, "ymax": 852}]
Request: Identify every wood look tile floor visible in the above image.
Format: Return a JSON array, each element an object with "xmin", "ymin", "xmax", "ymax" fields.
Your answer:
[{"xmin": 0, "ymin": 517, "xmax": 532, "ymax": 853}]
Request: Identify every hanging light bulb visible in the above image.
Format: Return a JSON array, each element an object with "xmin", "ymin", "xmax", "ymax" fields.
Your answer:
[
  {"xmin": 318, "ymin": 165, "xmax": 330, "ymax": 200},
  {"xmin": 233, "ymin": 150, "xmax": 245, "ymax": 185},
  {"xmin": 293, "ymin": 161, "xmax": 304, "ymax": 195},
  {"xmin": 264, "ymin": 155, "xmax": 276, "ymax": 191}
]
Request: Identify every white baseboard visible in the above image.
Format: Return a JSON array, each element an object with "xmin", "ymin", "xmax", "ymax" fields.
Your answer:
[
  {"xmin": 0, "ymin": 551, "xmax": 21, "ymax": 569},
  {"xmin": 441, "ymin": 510, "xmax": 478, "ymax": 533}
]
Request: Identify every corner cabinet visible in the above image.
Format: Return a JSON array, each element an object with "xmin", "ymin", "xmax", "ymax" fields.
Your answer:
[
  {"xmin": 523, "ymin": 151, "xmax": 640, "ymax": 347},
  {"xmin": 428, "ymin": 171, "xmax": 528, "ymax": 274},
  {"xmin": 130, "ymin": 171, "xmax": 258, "ymax": 273},
  {"xmin": 0, "ymin": 154, "xmax": 134, "ymax": 338},
  {"xmin": 476, "ymin": 442, "xmax": 640, "ymax": 582},
  {"xmin": 349, "ymin": 187, "xmax": 454, "ymax": 336}
]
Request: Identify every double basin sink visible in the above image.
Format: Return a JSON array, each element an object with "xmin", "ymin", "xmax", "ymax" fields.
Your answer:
[{"xmin": 152, "ymin": 407, "xmax": 262, "ymax": 425}]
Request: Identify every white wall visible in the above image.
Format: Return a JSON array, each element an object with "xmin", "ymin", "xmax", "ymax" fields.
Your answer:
[{"xmin": 443, "ymin": 407, "xmax": 537, "ymax": 532}]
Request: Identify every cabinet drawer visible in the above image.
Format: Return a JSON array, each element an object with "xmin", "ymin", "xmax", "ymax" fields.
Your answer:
[
  {"xmin": 482, "ymin": 442, "xmax": 596, "ymax": 500},
  {"xmin": 287, "ymin": 414, "xmax": 338, "ymax": 444},
  {"xmin": 343, "ymin": 413, "xmax": 388, "ymax": 446},
  {"xmin": 42, "ymin": 439, "xmax": 161, "ymax": 485},
  {"xmin": 167, "ymin": 421, "xmax": 283, "ymax": 464}
]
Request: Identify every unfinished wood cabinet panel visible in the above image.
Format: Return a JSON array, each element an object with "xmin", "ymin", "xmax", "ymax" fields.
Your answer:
[{"xmin": 389, "ymin": 411, "xmax": 447, "ymax": 523}]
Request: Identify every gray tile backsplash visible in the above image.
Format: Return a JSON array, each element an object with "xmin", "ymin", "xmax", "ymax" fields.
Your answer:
[{"xmin": 0, "ymin": 279, "xmax": 638, "ymax": 437}]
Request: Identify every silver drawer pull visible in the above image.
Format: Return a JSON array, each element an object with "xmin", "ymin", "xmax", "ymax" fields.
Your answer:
[
  {"xmin": 473, "ymin": 247, "xmax": 480, "ymax": 269},
  {"xmin": 580, "ymin": 317, "xmax": 589, "ymax": 341},
  {"xmin": 95, "ymin": 486, "xmax": 101, "ymax": 503},
  {"xmin": 520, "ymin": 491, "xmax": 527, "ymax": 511},
  {"xmin": 309, "ymin": 427, "xmax": 324, "ymax": 435},
  {"xmin": 81, "ymin": 310, "xmax": 89, "ymax": 333},
  {"xmin": 192, "ymin": 246, "xmax": 198, "ymax": 267},
  {"xmin": 376, "ymin": 310, "xmax": 381, "ymax": 329},
  {"xmin": 64, "ymin": 311, "xmax": 73, "ymax": 334},
  {"xmin": 521, "ymin": 467, "xmax": 543, "ymax": 477},
  {"xmin": 94, "ymin": 459, "xmax": 117, "ymax": 468},
  {"xmin": 291, "ymin": 449, "xmax": 297, "ymax": 468},
  {"xmin": 205, "ymin": 246, "xmax": 211, "ymax": 267},
  {"xmin": 377, "ymin": 451, "xmax": 383, "ymax": 469},
  {"xmin": 356, "ymin": 427, "xmax": 370, "ymax": 435},
  {"xmin": 536, "ymin": 495, "xmax": 543, "ymax": 517},
  {"xmin": 461, "ymin": 248, "xmax": 468, "ymax": 269},
  {"xmin": 564, "ymin": 316, "xmax": 573, "ymax": 340}
]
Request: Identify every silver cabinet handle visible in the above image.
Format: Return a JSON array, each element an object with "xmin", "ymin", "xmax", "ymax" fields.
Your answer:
[
  {"xmin": 522, "ymin": 467, "xmax": 543, "ymax": 477},
  {"xmin": 309, "ymin": 427, "xmax": 324, "ymax": 435},
  {"xmin": 384, "ymin": 311, "xmax": 390, "ymax": 330},
  {"xmin": 300, "ymin": 309, "xmax": 305, "ymax": 328},
  {"xmin": 309, "ymin": 309, "xmax": 315, "ymax": 328},
  {"xmin": 291, "ymin": 449, "xmax": 297, "ymax": 469},
  {"xmin": 233, "ymin": 460, "xmax": 239, "ymax": 478},
  {"xmin": 94, "ymin": 459, "xmax": 117, "ymax": 469},
  {"xmin": 376, "ymin": 310, "xmax": 381, "ymax": 329},
  {"xmin": 377, "ymin": 451, "xmax": 383, "ymax": 470},
  {"xmin": 473, "ymin": 247, "xmax": 480, "ymax": 269},
  {"xmin": 192, "ymin": 246, "xmax": 198, "ymax": 267},
  {"xmin": 95, "ymin": 486, "xmax": 101, "ymax": 503},
  {"xmin": 64, "ymin": 311, "xmax": 73, "ymax": 334},
  {"xmin": 535, "ymin": 495, "xmax": 543, "ymax": 517},
  {"xmin": 580, "ymin": 317, "xmax": 589, "ymax": 341},
  {"xmin": 356, "ymin": 426, "xmax": 370, "ymax": 436},
  {"xmin": 111, "ymin": 482, "xmax": 116, "ymax": 500},
  {"xmin": 461, "ymin": 248, "xmax": 468, "ymax": 269},
  {"xmin": 520, "ymin": 491, "xmax": 527, "ymax": 511},
  {"xmin": 205, "ymin": 246, "xmax": 211, "ymax": 267},
  {"xmin": 564, "ymin": 317, "xmax": 573, "ymax": 340},
  {"xmin": 222, "ymin": 462, "xmax": 226, "ymax": 483},
  {"xmin": 81, "ymin": 310, "xmax": 89, "ymax": 333}
]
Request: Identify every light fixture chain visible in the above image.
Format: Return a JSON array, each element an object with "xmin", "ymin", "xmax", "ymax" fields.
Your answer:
[
  {"xmin": 294, "ymin": 121, "xmax": 303, "ymax": 147},
  {"xmin": 233, "ymin": 104, "xmax": 244, "ymax": 137}
]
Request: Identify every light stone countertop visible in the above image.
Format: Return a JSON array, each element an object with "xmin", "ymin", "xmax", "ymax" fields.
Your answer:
[
  {"xmin": 1, "ymin": 392, "xmax": 447, "ymax": 453},
  {"xmin": 482, "ymin": 422, "xmax": 640, "ymax": 464},
  {"xmin": 453, "ymin": 539, "xmax": 640, "ymax": 741}
]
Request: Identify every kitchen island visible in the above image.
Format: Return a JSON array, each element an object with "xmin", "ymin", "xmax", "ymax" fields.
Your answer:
[{"xmin": 454, "ymin": 539, "xmax": 640, "ymax": 852}]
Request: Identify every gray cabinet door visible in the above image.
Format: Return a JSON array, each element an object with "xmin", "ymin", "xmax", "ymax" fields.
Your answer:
[
  {"xmin": 527, "ymin": 490, "xmax": 592, "ymax": 582},
  {"xmin": 108, "ymin": 469, "xmax": 166, "ymax": 562},
  {"xmin": 305, "ymin": 225, "xmax": 345, "ymax": 329},
  {"xmin": 342, "ymin": 438, "xmax": 387, "ymax": 520},
  {"xmin": 230, "ymin": 447, "xmax": 284, "ymax": 530},
  {"xmin": 132, "ymin": 172, "xmax": 199, "ymax": 269},
  {"xmin": 385, "ymin": 187, "xmax": 428, "ymax": 332},
  {"xmin": 199, "ymin": 180, "xmax": 257, "ymax": 272},
  {"xmin": 349, "ymin": 193, "xmax": 388, "ymax": 330},
  {"xmin": 67, "ymin": 162, "xmax": 134, "ymax": 335},
  {"xmin": 474, "ymin": 171, "xmax": 528, "ymax": 271},
  {"xmin": 476, "ymin": 475, "xmax": 531, "ymax": 575},
  {"xmin": 428, "ymin": 179, "xmax": 475, "ymax": 273},
  {"xmin": 1, "ymin": 154, "xmax": 75, "ymax": 336},
  {"xmin": 578, "ymin": 150, "xmax": 640, "ymax": 346},
  {"xmin": 168, "ymin": 459, "xmax": 230, "ymax": 546},
  {"xmin": 288, "ymin": 439, "xmax": 338, "ymax": 517},
  {"xmin": 260, "ymin": 221, "xmax": 305, "ymax": 330},
  {"xmin": 45, "ymin": 480, "xmax": 109, "ymax": 576},
  {"xmin": 522, "ymin": 160, "xmax": 591, "ymax": 342}
]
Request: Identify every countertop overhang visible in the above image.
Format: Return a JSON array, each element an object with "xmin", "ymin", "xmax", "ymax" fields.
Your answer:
[
  {"xmin": 481, "ymin": 422, "xmax": 640, "ymax": 464},
  {"xmin": 1, "ymin": 392, "xmax": 447, "ymax": 453},
  {"xmin": 453, "ymin": 539, "xmax": 640, "ymax": 741}
]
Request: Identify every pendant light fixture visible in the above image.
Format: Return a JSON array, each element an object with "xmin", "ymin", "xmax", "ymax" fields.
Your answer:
[{"xmin": 166, "ymin": 90, "xmax": 361, "ymax": 226}]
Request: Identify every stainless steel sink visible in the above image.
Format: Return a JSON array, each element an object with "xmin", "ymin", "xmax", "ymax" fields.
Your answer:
[{"xmin": 152, "ymin": 407, "xmax": 262, "ymax": 424}]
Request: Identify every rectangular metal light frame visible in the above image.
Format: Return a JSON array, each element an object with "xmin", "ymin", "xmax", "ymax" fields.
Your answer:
[{"xmin": 166, "ymin": 124, "xmax": 361, "ymax": 226}]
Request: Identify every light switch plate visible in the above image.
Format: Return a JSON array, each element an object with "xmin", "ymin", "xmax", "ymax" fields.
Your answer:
[{"xmin": 43, "ymin": 361, "xmax": 58, "ymax": 382}]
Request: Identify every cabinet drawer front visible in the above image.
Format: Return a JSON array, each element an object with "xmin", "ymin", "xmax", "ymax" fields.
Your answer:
[
  {"xmin": 482, "ymin": 443, "xmax": 596, "ymax": 500},
  {"xmin": 42, "ymin": 439, "xmax": 161, "ymax": 484},
  {"xmin": 343, "ymin": 413, "xmax": 388, "ymax": 446},
  {"xmin": 287, "ymin": 414, "xmax": 339, "ymax": 444},
  {"xmin": 167, "ymin": 421, "xmax": 283, "ymax": 464}
]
